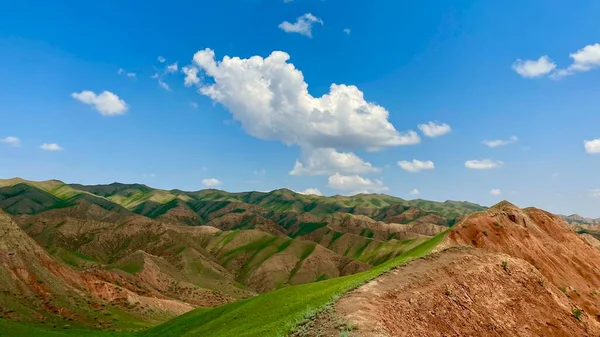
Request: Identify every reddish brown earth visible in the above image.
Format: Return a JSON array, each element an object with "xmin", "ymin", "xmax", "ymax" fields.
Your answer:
[
  {"xmin": 301, "ymin": 247, "xmax": 600, "ymax": 337},
  {"xmin": 298, "ymin": 201, "xmax": 600, "ymax": 337},
  {"xmin": 443, "ymin": 201, "xmax": 600, "ymax": 320}
]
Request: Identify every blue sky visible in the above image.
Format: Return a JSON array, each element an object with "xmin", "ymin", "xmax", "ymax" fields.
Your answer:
[{"xmin": 1, "ymin": 0, "xmax": 599, "ymax": 216}]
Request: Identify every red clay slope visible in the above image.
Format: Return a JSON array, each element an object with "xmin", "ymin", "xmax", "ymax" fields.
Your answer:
[{"xmin": 444, "ymin": 201, "xmax": 600, "ymax": 319}]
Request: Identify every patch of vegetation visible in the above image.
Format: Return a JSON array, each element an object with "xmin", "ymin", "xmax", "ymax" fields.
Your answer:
[
  {"xmin": 315, "ymin": 274, "xmax": 328, "ymax": 282},
  {"xmin": 572, "ymin": 308, "xmax": 583, "ymax": 321},
  {"xmin": 291, "ymin": 222, "xmax": 328, "ymax": 238},
  {"xmin": 559, "ymin": 286, "xmax": 567, "ymax": 294},
  {"xmin": 359, "ymin": 228, "xmax": 374, "ymax": 238},
  {"xmin": 141, "ymin": 231, "xmax": 447, "ymax": 337},
  {"xmin": 277, "ymin": 239, "xmax": 293, "ymax": 253},
  {"xmin": 116, "ymin": 260, "xmax": 144, "ymax": 275},
  {"xmin": 501, "ymin": 260, "xmax": 509, "ymax": 272},
  {"xmin": 328, "ymin": 231, "xmax": 344, "ymax": 246}
]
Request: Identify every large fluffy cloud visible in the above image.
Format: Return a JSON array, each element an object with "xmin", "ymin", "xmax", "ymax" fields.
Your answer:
[
  {"xmin": 327, "ymin": 173, "xmax": 388, "ymax": 194},
  {"xmin": 184, "ymin": 49, "xmax": 420, "ymax": 175},
  {"xmin": 71, "ymin": 91, "xmax": 128, "ymax": 116}
]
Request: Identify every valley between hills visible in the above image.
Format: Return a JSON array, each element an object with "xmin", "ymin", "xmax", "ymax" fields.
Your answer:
[{"xmin": 1, "ymin": 177, "xmax": 600, "ymax": 336}]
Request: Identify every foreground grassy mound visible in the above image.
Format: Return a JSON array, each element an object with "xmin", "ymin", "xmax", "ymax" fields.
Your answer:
[{"xmin": 141, "ymin": 231, "xmax": 446, "ymax": 337}]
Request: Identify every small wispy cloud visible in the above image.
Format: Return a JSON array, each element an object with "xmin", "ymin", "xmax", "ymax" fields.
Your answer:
[
  {"xmin": 202, "ymin": 178, "xmax": 222, "ymax": 187},
  {"xmin": 490, "ymin": 188, "xmax": 501, "ymax": 196},
  {"xmin": 278, "ymin": 13, "xmax": 323, "ymax": 38},
  {"xmin": 298, "ymin": 188, "xmax": 323, "ymax": 196},
  {"xmin": 417, "ymin": 121, "xmax": 451, "ymax": 138},
  {"xmin": 40, "ymin": 143, "xmax": 63, "ymax": 151},
  {"xmin": 71, "ymin": 90, "xmax": 128, "ymax": 116},
  {"xmin": 1, "ymin": 136, "xmax": 20, "ymax": 147},
  {"xmin": 158, "ymin": 80, "xmax": 171, "ymax": 91},
  {"xmin": 512, "ymin": 56, "xmax": 556, "ymax": 78},
  {"xmin": 190, "ymin": 102, "xmax": 198, "ymax": 109},
  {"xmin": 157, "ymin": 56, "xmax": 166, "ymax": 63},
  {"xmin": 166, "ymin": 62, "xmax": 178, "ymax": 73},
  {"xmin": 397, "ymin": 159, "xmax": 435, "ymax": 173},
  {"xmin": 483, "ymin": 136, "xmax": 518, "ymax": 148},
  {"xmin": 343, "ymin": 28, "xmax": 351, "ymax": 35},
  {"xmin": 585, "ymin": 138, "xmax": 600, "ymax": 154},
  {"xmin": 465, "ymin": 159, "xmax": 503, "ymax": 170},
  {"xmin": 409, "ymin": 188, "xmax": 420, "ymax": 195}
]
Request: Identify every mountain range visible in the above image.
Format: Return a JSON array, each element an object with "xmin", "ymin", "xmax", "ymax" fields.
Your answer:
[{"xmin": 1, "ymin": 177, "xmax": 600, "ymax": 336}]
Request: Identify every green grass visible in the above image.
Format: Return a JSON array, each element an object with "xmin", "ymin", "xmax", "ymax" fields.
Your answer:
[
  {"xmin": 141, "ymin": 230, "xmax": 446, "ymax": 337},
  {"xmin": 291, "ymin": 222, "xmax": 328, "ymax": 238}
]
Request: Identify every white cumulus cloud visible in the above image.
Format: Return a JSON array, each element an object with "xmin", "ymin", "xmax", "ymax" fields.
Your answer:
[
  {"xmin": 183, "ymin": 48, "xmax": 420, "ymax": 176},
  {"xmin": 40, "ymin": 143, "xmax": 63, "ymax": 151},
  {"xmin": 553, "ymin": 43, "xmax": 600, "ymax": 78},
  {"xmin": 158, "ymin": 56, "xmax": 166, "ymax": 63},
  {"xmin": 490, "ymin": 189, "xmax": 501, "ymax": 196},
  {"xmin": 397, "ymin": 159, "xmax": 435, "ymax": 173},
  {"xmin": 202, "ymin": 178, "xmax": 222, "ymax": 187},
  {"xmin": 298, "ymin": 188, "xmax": 323, "ymax": 196},
  {"xmin": 327, "ymin": 173, "xmax": 388, "ymax": 194},
  {"xmin": 585, "ymin": 138, "xmax": 600, "ymax": 154},
  {"xmin": 1, "ymin": 136, "xmax": 20, "ymax": 147},
  {"xmin": 183, "ymin": 66, "xmax": 200, "ymax": 86},
  {"xmin": 483, "ymin": 136, "xmax": 518, "ymax": 148},
  {"xmin": 290, "ymin": 148, "xmax": 380, "ymax": 176},
  {"xmin": 465, "ymin": 159, "xmax": 503, "ymax": 170},
  {"xmin": 512, "ymin": 55, "xmax": 556, "ymax": 78},
  {"xmin": 418, "ymin": 121, "xmax": 451, "ymax": 138},
  {"xmin": 71, "ymin": 91, "xmax": 128, "ymax": 116},
  {"xmin": 409, "ymin": 188, "xmax": 420, "ymax": 195},
  {"xmin": 278, "ymin": 13, "xmax": 323, "ymax": 38}
]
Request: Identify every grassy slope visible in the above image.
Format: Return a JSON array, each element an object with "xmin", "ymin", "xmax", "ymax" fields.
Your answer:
[{"xmin": 141, "ymin": 231, "xmax": 446, "ymax": 337}]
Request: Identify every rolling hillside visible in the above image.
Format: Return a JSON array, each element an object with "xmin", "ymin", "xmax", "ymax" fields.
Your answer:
[{"xmin": 0, "ymin": 177, "xmax": 483, "ymax": 334}]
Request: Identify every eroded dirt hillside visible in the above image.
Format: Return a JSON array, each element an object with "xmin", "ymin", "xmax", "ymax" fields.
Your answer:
[
  {"xmin": 444, "ymin": 201, "xmax": 600, "ymax": 320},
  {"xmin": 298, "ymin": 201, "xmax": 600, "ymax": 337},
  {"xmin": 299, "ymin": 247, "xmax": 600, "ymax": 337}
]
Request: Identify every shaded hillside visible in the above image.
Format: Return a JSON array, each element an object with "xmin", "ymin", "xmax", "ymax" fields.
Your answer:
[
  {"xmin": 0, "ymin": 178, "xmax": 483, "ymax": 254},
  {"xmin": 0, "ymin": 210, "xmax": 188, "ymax": 331},
  {"xmin": 0, "ymin": 178, "xmax": 487, "ymax": 334}
]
